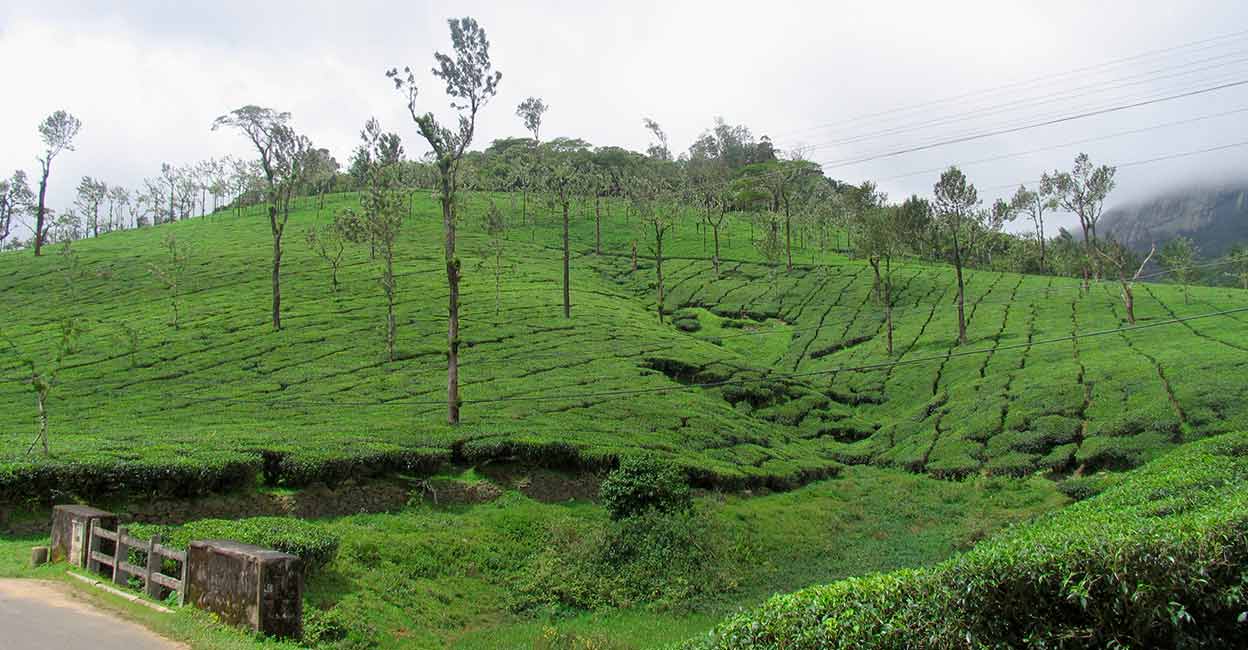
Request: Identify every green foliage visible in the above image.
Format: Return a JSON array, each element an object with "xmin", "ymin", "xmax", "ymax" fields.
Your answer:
[
  {"xmin": 133, "ymin": 516, "xmax": 340, "ymax": 576},
  {"xmin": 600, "ymin": 455, "xmax": 692, "ymax": 520},
  {"xmin": 680, "ymin": 432, "xmax": 1248, "ymax": 650},
  {"xmin": 519, "ymin": 508, "xmax": 741, "ymax": 612}
]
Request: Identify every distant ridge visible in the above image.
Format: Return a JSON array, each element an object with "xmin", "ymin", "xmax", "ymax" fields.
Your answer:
[{"xmin": 1101, "ymin": 182, "xmax": 1248, "ymax": 257}]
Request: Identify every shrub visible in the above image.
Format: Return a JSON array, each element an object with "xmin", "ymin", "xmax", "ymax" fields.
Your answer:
[
  {"xmin": 133, "ymin": 516, "xmax": 340, "ymax": 577},
  {"xmin": 518, "ymin": 508, "xmax": 742, "ymax": 612},
  {"xmin": 599, "ymin": 455, "xmax": 691, "ymax": 521}
]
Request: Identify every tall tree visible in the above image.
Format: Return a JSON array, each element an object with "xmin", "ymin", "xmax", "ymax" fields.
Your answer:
[
  {"xmin": 213, "ymin": 105, "xmax": 313, "ymax": 331},
  {"xmin": 540, "ymin": 152, "xmax": 588, "ymax": 318},
  {"xmin": 1010, "ymin": 184, "xmax": 1055, "ymax": 273},
  {"xmin": 74, "ymin": 177, "xmax": 107, "ymax": 238},
  {"xmin": 3, "ymin": 318, "xmax": 82, "ymax": 455},
  {"xmin": 855, "ymin": 205, "xmax": 904, "ymax": 354},
  {"xmin": 387, "ymin": 16, "xmax": 501, "ymax": 425},
  {"xmin": 516, "ymin": 96, "xmax": 548, "ymax": 142},
  {"xmin": 0, "ymin": 171, "xmax": 34, "ymax": 248},
  {"xmin": 107, "ymin": 186, "xmax": 130, "ymax": 231},
  {"xmin": 1041, "ymin": 153, "xmax": 1115, "ymax": 286},
  {"xmin": 1097, "ymin": 238, "xmax": 1155, "ymax": 324},
  {"xmin": 341, "ymin": 118, "xmax": 408, "ymax": 361},
  {"xmin": 643, "ymin": 118, "xmax": 671, "ymax": 161},
  {"xmin": 160, "ymin": 163, "xmax": 178, "ymax": 224},
  {"xmin": 1228, "ymin": 244, "xmax": 1248, "ymax": 290},
  {"xmin": 635, "ymin": 175, "xmax": 680, "ymax": 322},
  {"xmin": 148, "ymin": 232, "xmax": 191, "ymax": 329},
  {"xmin": 33, "ymin": 111, "xmax": 82, "ymax": 256},
  {"xmin": 1159, "ymin": 236, "xmax": 1198, "ymax": 304},
  {"xmin": 932, "ymin": 166, "xmax": 1008, "ymax": 345}
]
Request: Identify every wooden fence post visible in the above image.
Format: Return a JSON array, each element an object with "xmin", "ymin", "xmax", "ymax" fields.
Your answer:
[
  {"xmin": 178, "ymin": 553, "xmax": 189, "ymax": 606},
  {"xmin": 113, "ymin": 526, "xmax": 129, "ymax": 586},
  {"xmin": 85, "ymin": 520, "xmax": 99, "ymax": 574},
  {"xmin": 145, "ymin": 534, "xmax": 162, "ymax": 599}
]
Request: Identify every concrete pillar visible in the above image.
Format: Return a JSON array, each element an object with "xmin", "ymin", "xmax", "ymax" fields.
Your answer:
[
  {"xmin": 49, "ymin": 505, "xmax": 117, "ymax": 567},
  {"xmin": 185, "ymin": 540, "xmax": 302, "ymax": 640}
]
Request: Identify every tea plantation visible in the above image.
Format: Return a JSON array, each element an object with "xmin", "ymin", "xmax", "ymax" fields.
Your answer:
[
  {"xmin": 2, "ymin": 192, "xmax": 1247, "ymax": 648},
  {"xmin": 2, "ymin": 191, "xmax": 1245, "ymax": 504}
]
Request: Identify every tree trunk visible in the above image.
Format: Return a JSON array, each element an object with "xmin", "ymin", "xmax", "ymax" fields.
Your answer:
[
  {"xmin": 954, "ymin": 257, "xmax": 968, "ymax": 345},
  {"xmin": 1037, "ymin": 216, "xmax": 1046, "ymax": 273},
  {"xmin": 35, "ymin": 386, "xmax": 49, "ymax": 456},
  {"xmin": 712, "ymin": 224, "xmax": 721, "ymax": 278},
  {"xmin": 655, "ymin": 233, "xmax": 665, "ymax": 323},
  {"xmin": 1122, "ymin": 281, "xmax": 1136, "ymax": 325},
  {"xmin": 270, "ymin": 206, "xmax": 283, "ymax": 331},
  {"xmin": 562, "ymin": 199, "xmax": 571, "ymax": 319},
  {"xmin": 885, "ymin": 279, "xmax": 894, "ymax": 355},
  {"xmin": 594, "ymin": 195, "xmax": 602, "ymax": 255},
  {"xmin": 442, "ymin": 177, "xmax": 461, "ymax": 425},
  {"xmin": 385, "ymin": 249, "xmax": 396, "ymax": 362},
  {"xmin": 34, "ymin": 168, "xmax": 50, "ymax": 256}
]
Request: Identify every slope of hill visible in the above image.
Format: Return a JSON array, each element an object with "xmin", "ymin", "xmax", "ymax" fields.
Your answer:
[
  {"xmin": 678, "ymin": 430, "xmax": 1248, "ymax": 649},
  {"xmin": 1101, "ymin": 182, "xmax": 1248, "ymax": 257},
  {"xmin": 2, "ymin": 191, "xmax": 1247, "ymax": 506}
]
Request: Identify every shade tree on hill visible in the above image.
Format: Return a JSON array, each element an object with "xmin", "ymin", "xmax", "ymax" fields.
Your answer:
[
  {"xmin": 338, "ymin": 117, "xmax": 408, "ymax": 362},
  {"xmin": 33, "ymin": 110, "xmax": 82, "ymax": 257},
  {"xmin": 1096, "ymin": 237, "xmax": 1156, "ymax": 324},
  {"xmin": 1041, "ymin": 153, "xmax": 1116, "ymax": 287},
  {"xmin": 1, "ymin": 318, "xmax": 83, "ymax": 456},
  {"xmin": 213, "ymin": 105, "xmax": 315, "ymax": 332},
  {"xmin": 387, "ymin": 15, "xmax": 502, "ymax": 425},
  {"xmin": 1159, "ymin": 236, "xmax": 1198, "ymax": 304},
  {"xmin": 147, "ymin": 232, "xmax": 191, "ymax": 330},
  {"xmin": 1010, "ymin": 183, "xmax": 1057, "ymax": 273},
  {"xmin": 0, "ymin": 171, "xmax": 34, "ymax": 249},
  {"xmin": 932, "ymin": 166, "xmax": 1011, "ymax": 345},
  {"xmin": 74, "ymin": 177, "xmax": 107, "ymax": 239},
  {"xmin": 1227, "ymin": 244, "xmax": 1248, "ymax": 289}
]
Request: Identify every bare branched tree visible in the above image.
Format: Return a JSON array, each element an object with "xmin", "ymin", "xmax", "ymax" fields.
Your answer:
[
  {"xmin": 387, "ymin": 16, "xmax": 501, "ymax": 424},
  {"xmin": 33, "ymin": 111, "xmax": 82, "ymax": 256},
  {"xmin": 213, "ymin": 105, "xmax": 313, "ymax": 330}
]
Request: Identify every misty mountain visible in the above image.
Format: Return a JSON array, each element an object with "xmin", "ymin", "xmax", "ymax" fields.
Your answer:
[{"xmin": 1101, "ymin": 183, "xmax": 1248, "ymax": 257}]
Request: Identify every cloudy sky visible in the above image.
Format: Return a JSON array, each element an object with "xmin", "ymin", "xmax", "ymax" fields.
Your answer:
[{"xmin": 3, "ymin": 0, "xmax": 1248, "ymax": 235}]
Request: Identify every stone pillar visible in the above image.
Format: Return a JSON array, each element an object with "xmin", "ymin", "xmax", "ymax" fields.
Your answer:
[
  {"xmin": 185, "ymin": 540, "xmax": 302, "ymax": 640},
  {"xmin": 49, "ymin": 505, "xmax": 117, "ymax": 566}
]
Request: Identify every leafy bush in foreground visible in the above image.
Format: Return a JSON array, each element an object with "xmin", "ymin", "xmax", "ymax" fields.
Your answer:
[
  {"xmin": 679, "ymin": 432, "xmax": 1248, "ymax": 649},
  {"xmin": 519, "ymin": 508, "xmax": 743, "ymax": 612},
  {"xmin": 600, "ymin": 455, "xmax": 691, "ymax": 520},
  {"xmin": 132, "ymin": 516, "xmax": 340, "ymax": 576}
]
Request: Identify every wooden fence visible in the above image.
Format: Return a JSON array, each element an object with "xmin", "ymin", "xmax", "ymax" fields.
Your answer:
[{"xmin": 86, "ymin": 523, "xmax": 188, "ymax": 605}]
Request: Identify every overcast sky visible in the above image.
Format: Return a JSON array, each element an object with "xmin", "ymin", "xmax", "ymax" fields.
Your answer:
[{"xmin": 3, "ymin": 0, "xmax": 1248, "ymax": 235}]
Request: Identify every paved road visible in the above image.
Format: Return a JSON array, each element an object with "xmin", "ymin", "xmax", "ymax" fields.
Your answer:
[{"xmin": 0, "ymin": 580, "xmax": 183, "ymax": 650}]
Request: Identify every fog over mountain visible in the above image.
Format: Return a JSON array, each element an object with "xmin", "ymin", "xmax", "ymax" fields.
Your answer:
[{"xmin": 1101, "ymin": 180, "xmax": 1248, "ymax": 257}]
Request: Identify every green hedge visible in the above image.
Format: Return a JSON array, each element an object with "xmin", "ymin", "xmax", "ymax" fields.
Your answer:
[
  {"xmin": 273, "ymin": 445, "xmax": 449, "ymax": 487},
  {"xmin": 679, "ymin": 432, "xmax": 1248, "ymax": 649},
  {"xmin": 132, "ymin": 516, "xmax": 340, "ymax": 576},
  {"xmin": 0, "ymin": 451, "xmax": 260, "ymax": 506}
]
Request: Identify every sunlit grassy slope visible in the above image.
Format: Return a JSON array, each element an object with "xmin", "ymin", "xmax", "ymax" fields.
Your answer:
[{"xmin": 1, "ymin": 190, "xmax": 1246, "ymax": 497}]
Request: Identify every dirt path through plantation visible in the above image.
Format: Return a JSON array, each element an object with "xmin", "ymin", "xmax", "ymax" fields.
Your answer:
[{"xmin": 0, "ymin": 579, "xmax": 184, "ymax": 650}]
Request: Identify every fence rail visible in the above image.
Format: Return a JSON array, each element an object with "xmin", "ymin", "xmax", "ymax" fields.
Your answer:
[{"xmin": 86, "ymin": 522, "xmax": 187, "ymax": 604}]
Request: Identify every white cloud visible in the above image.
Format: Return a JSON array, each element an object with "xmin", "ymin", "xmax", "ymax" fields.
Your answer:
[{"xmin": 3, "ymin": 0, "xmax": 1247, "ymax": 237}]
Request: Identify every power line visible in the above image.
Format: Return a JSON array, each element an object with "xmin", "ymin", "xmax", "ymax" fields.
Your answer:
[
  {"xmin": 985, "ymin": 139, "xmax": 1248, "ymax": 191},
  {"xmin": 818, "ymin": 79, "xmax": 1248, "ymax": 171},
  {"xmin": 796, "ymin": 51, "xmax": 1248, "ymax": 155},
  {"xmin": 772, "ymin": 28, "xmax": 1248, "ymax": 141},
  {"xmin": 879, "ymin": 105, "xmax": 1248, "ymax": 182}
]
